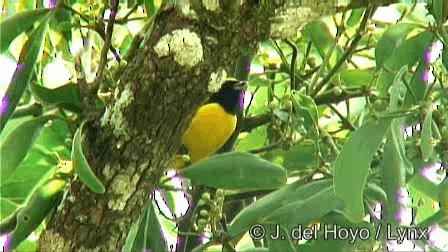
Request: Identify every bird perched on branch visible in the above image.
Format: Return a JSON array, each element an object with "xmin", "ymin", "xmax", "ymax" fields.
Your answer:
[{"xmin": 170, "ymin": 78, "xmax": 247, "ymax": 168}]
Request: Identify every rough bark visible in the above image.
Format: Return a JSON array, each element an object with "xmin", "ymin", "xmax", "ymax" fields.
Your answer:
[{"xmin": 37, "ymin": 0, "xmax": 396, "ymax": 250}]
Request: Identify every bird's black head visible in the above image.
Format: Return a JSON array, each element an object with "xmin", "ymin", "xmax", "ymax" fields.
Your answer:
[{"xmin": 208, "ymin": 80, "xmax": 247, "ymax": 115}]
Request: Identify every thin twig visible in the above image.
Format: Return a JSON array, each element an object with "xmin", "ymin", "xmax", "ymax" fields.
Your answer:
[
  {"xmin": 248, "ymin": 141, "xmax": 282, "ymax": 154},
  {"xmin": 328, "ymin": 104, "xmax": 356, "ymax": 131},
  {"xmin": 92, "ymin": 0, "xmax": 119, "ymax": 95},
  {"xmin": 285, "ymin": 39, "xmax": 298, "ymax": 90},
  {"xmin": 311, "ymin": 6, "xmax": 375, "ymax": 96}
]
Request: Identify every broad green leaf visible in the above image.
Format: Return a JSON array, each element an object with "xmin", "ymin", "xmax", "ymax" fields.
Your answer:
[
  {"xmin": 263, "ymin": 185, "xmax": 342, "ymax": 228},
  {"xmin": 265, "ymin": 224, "xmax": 295, "ymax": 252},
  {"xmin": 0, "ymin": 197, "xmax": 19, "ymax": 219},
  {"xmin": 0, "ymin": 8, "xmax": 51, "ymax": 52},
  {"xmin": 384, "ymin": 30, "xmax": 433, "ymax": 70},
  {"xmin": 71, "ymin": 122, "xmax": 105, "ymax": 194},
  {"xmin": 228, "ymin": 179, "xmax": 333, "ymax": 237},
  {"xmin": 0, "ymin": 13, "xmax": 51, "ymax": 133},
  {"xmin": 336, "ymin": 68, "xmax": 374, "ymax": 88},
  {"xmin": 265, "ymin": 141, "xmax": 327, "ymax": 172},
  {"xmin": 334, "ymin": 119, "xmax": 391, "ymax": 223},
  {"xmin": 377, "ymin": 30, "xmax": 433, "ymax": 102},
  {"xmin": 346, "ymin": 8, "xmax": 365, "ymax": 27},
  {"xmin": 0, "ymin": 116, "xmax": 49, "ymax": 182},
  {"xmin": 421, "ymin": 108, "xmax": 434, "ymax": 161},
  {"xmin": 30, "ymin": 82, "xmax": 81, "ymax": 113},
  {"xmin": 0, "ymin": 119, "xmax": 70, "ymax": 207},
  {"xmin": 235, "ymin": 126, "xmax": 267, "ymax": 152},
  {"xmin": 375, "ymin": 23, "xmax": 416, "ymax": 68},
  {"xmin": 181, "ymin": 152, "xmax": 287, "ymax": 191}
]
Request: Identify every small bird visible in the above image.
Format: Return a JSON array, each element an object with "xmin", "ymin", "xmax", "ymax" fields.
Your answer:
[{"xmin": 173, "ymin": 79, "xmax": 247, "ymax": 168}]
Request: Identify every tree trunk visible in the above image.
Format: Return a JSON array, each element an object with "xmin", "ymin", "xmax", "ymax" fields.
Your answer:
[{"xmin": 37, "ymin": 0, "xmax": 393, "ymax": 250}]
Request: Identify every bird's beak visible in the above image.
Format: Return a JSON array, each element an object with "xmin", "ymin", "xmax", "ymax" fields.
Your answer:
[{"xmin": 233, "ymin": 80, "xmax": 248, "ymax": 91}]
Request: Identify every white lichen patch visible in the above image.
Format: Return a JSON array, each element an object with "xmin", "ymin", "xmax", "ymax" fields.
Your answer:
[
  {"xmin": 107, "ymin": 174, "xmax": 137, "ymax": 211},
  {"xmin": 154, "ymin": 29, "xmax": 203, "ymax": 68},
  {"xmin": 102, "ymin": 164, "xmax": 113, "ymax": 180},
  {"xmin": 101, "ymin": 85, "xmax": 134, "ymax": 139},
  {"xmin": 208, "ymin": 69, "xmax": 227, "ymax": 93},
  {"xmin": 76, "ymin": 214, "xmax": 88, "ymax": 223},
  {"xmin": 202, "ymin": 0, "xmax": 220, "ymax": 11}
]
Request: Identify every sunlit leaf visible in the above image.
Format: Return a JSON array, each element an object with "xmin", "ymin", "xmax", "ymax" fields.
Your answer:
[
  {"xmin": 0, "ymin": 13, "xmax": 51, "ymax": 133},
  {"xmin": 0, "ymin": 8, "xmax": 51, "ymax": 52}
]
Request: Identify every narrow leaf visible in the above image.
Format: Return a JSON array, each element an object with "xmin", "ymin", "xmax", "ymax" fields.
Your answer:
[
  {"xmin": 346, "ymin": 8, "xmax": 365, "ymax": 27},
  {"xmin": 0, "ymin": 116, "xmax": 49, "ymax": 182},
  {"xmin": 263, "ymin": 185, "xmax": 342, "ymax": 227},
  {"xmin": 0, "ymin": 8, "xmax": 51, "ymax": 52},
  {"xmin": 229, "ymin": 179, "xmax": 333, "ymax": 237},
  {"xmin": 0, "ymin": 13, "xmax": 51, "ymax": 133},
  {"xmin": 145, "ymin": 202, "xmax": 169, "ymax": 252},
  {"xmin": 30, "ymin": 82, "xmax": 81, "ymax": 113},
  {"xmin": 334, "ymin": 119, "xmax": 391, "ymax": 223},
  {"xmin": 71, "ymin": 122, "xmax": 105, "ymax": 194},
  {"xmin": 181, "ymin": 152, "xmax": 287, "ymax": 191}
]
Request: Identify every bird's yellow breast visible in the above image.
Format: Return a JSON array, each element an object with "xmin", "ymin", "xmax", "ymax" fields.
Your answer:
[{"xmin": 182, "ymin": 103, "xmax": 237, "ymax": 163}]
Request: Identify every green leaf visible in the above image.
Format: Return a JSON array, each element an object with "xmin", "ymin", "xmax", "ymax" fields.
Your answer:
[
  {"xmin": 0, "ymin": 197, "xmax": 19, "ymax": 219},
  {"xmin": 265, "ymin": 224, "xmax": 296, "ymax": 252},
  {"xmin": 0, "ymin": 8, "xmax": 51, "ymax": 52},
  {"xmin": 30, "ymin": 82, "xmax": 81, "ymax": 113},
  {"xmin": 0, "ymin": 116, "xmax": 49, "ymax": 182},
  {"xmin": 0, "ymin": 13, "xmax": 51, "ymax": 133},
  {"xmin": 10, "ymin": 178, "xmax": 66, "ymax": 249},
  {"xmin": 403, "ymin": 61, "xmax": 428, "ymax": 108},
  {"xmin": 181, "ymin": 152, "xmax": 287, "ymax": 191},
  {"xmin": 291, "ymin": 91, "xmax": 319, "ymax": 136},
  {"xmin": 71, "ymin": 122, "xmax": 105, "ymax": 194},
  {"xmin": 444, "ymin": 45, "xmax": 448, "ymax": 72},
  {"xmin": 336, "ymin": 68, "xmax": 375, "ymax": 88},
  {"xmin": 430, "ymin": 0, "xmax": 444, "ymax": 24},
  {"xmin": 388, "ymin": 65, "xmax": 408, "ymax": 110},
  {"xmin": 334, "ymin": 119, "xmax": 391, "ymax": 223},
  {"xmin": 421, "ymin": 108, "xmax": 434, "ymax": 161},
  {"xmin": 51, "ymin": 5, "xmax": 72, "ymax": 42},
  {"xmin": 130, "ymin": 201, "xmax": 168, "ymax": 252},
  {"xmin": 376, "ymin": 31, "xmax": 433, "ymax": 97},
  {"xmin": 263, "ymin": 185, "xmax": 342, "ymax": 228},
  {"xmin": 385, "ymin": 30, "xmax": 433, "ymax": 70},
  {"xmin": 228, "ymin": 179, "xmax": 333, "ymax": 237},
  {"xmin": 145, "ymin": 202, "xmax": 168, "ymax": 252},
  {"xmin": 346, "ymin": 8, "xmax": 365, "ymax": 27},
  {"xmin": 375, "ymin": 23, "xmax": 416, "ymax": 68},
  {"xmin": 144, "ymin": 0, "xmax": 162, "ymax": 18}
]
